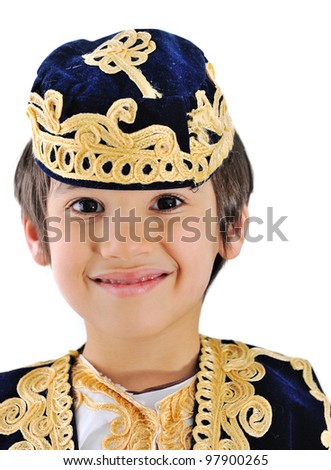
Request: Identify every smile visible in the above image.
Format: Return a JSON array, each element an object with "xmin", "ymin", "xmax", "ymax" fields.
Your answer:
[
  {"xmin": 90, "ymin": 271, "xmax": 170, "ymax": 297},
  {"xmin": 94, "ymin": 273, "xmax": 166, "ymax": 285}
]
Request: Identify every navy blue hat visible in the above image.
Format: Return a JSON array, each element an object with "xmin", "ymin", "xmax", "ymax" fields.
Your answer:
[{"xmin": 27, "ymin": 29, "xmax": 234, "ymax": 189}]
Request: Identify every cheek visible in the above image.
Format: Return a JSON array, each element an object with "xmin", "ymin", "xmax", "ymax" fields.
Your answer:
[
  {"xmin": 47, "ymin": 226, "xmax": 89, "ymax": 297},
  {"xmin": 49, "ymin": 242, "xmax": 73, "ymax": 286},
  {"xmin": 165, "ymin": 219, "xmax": 219, "ymax": 289},
  {"xmin": 50, "ymin": 244, "xmax": 90, "ymax": 319}
]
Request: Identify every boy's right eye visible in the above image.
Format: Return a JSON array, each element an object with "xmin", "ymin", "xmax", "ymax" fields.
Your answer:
[{"xmin": 70, "ymin": 198, "xmax": 104, "ymax": 214}]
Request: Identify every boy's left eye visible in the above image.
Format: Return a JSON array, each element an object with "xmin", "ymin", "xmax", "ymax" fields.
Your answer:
[
  {"xmin": 151, "ymin": 195, "xmax": 184, "ymax": 211},
  {"xmin": 71, "ymin": 198, "xmax": 104, "ymax": 213}
]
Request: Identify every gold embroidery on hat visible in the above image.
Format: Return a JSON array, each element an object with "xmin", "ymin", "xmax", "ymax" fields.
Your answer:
[
  {"xmin": 83, "ymin": 30, "xmax": 162, "ymax": 99},
  {"xmin": 27, "ymin": 76, "xmax": 234, "ymax": 186},
  {"xmin": 0, "ymin": 354, "xmax": 75, "ymax": 450}
]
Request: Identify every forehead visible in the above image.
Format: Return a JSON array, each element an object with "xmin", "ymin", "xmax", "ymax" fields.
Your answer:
[{"xmin": 48, "ymin": 179, "xmax": 215, "ymax": 202}]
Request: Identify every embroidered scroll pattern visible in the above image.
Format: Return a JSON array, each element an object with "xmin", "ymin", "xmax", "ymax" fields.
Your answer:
[
  {"xmin": 83, "ymin": 30, "xmax": 162, "ymax": 99},
  {"xmin": 27, "ymin": 75, "xmax": 234, "ymax": 186},
  {"xmin": 291, "ymin": 358, "xmax": 331, "ymax": 449},
  {"xmin": 72, "ymin": 358, "xmax": 195, "ymax": 450},
  {"xmin": 250, "ymin": 347, "xmax": 331, "ymax": 450},
  {"xmin": 0, "ymin": 355, "xmax": 75, "ymax": 450},
  {"xmin": 193, "ymin": 337, "xmax": 272, "ymax": 450},
  {"xmin": 155, "ymin": 375, "xmax": 196, "ymax": 449},
  {"xmin": 1, "ymin": 340, "xmax": 330, "ymax": 450}
]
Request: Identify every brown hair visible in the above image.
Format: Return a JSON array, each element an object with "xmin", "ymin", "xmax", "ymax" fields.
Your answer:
[
  {"xmin": 209, "ymin": 132, "xmax": 253, "ymax": 285},
  {"xmin": 14, "ymin": 132, "xmax": 253, "ymax": 283},
  {"xmin": 14, "ymin": 140, "xmax": 51, "ymax": 262}
]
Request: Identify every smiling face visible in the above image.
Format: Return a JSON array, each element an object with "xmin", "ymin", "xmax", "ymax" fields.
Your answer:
[{"xmin": 26, "ymin": 180, "xmax": 224, "ymax": 342}]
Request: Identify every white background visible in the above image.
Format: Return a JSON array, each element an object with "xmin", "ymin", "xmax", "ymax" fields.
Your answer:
[{"xmin": 0, "ymin": 0, "xmax": 330, "ymax": 399}]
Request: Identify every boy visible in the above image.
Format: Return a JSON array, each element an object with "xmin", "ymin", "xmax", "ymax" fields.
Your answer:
[{"xmin": 0, "ymin": 29, "xmax": 330, "ymax": 450}]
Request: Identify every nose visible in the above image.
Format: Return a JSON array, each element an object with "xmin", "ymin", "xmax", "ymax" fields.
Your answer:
[{"xmin": 94, "ymin": 209, "xmax": 153, "ymax": 261}]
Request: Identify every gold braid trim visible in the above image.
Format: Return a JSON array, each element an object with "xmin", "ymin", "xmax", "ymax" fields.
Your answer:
[
  {"xmin": 27, "ymin": 71, "xmax": 234, "ymax": 186},
  {"xmin": 72, "ymin": 358, "xmax": 157, "ymax": 450},
  {"xmin": 156, "ymin": 376, "xmax": 196, "ymax": 449},
  {"xmin": 193, "ymin": 338, "xmax": 331, "ymax": 450},
  {"xmin": 83, "ymin": 30, "xmax": 162, "ymax": 99},
  {"xmin": 250, "ymin": 347, "xmax": 331, "ymax": 450},
  {"xmin": 193, "ymin": 337, "xmax": 272, "ymax": 450},
  {"xmin": 0, "ymin": 354, "xmax": 76, "ymax": 450},
  {"xmin": 1, "ymin": 341, "xmax": 329, "ymax": 450},
  {"xmin": 72, "ymin": 357, "xmax": 195, "ymax": 450}
]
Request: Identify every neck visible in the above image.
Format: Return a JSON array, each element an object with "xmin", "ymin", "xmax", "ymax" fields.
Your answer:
[{"xmin": 82, "ymin": 324, "xmax": 201, "ymax": 393}]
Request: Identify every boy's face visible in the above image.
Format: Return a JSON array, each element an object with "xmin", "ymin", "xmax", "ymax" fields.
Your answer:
[{"xmin": 42, "ymin": 180, "xmax": 222, "ymax": 340}]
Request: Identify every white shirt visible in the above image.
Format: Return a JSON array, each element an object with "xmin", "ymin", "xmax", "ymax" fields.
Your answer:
[{"xmin": 72, "ymin": 355, "xmax": 196, "ymax": 450}]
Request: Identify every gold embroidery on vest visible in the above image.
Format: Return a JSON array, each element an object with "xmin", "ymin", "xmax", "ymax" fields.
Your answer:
[
  {"xmin": 0, "ymin": 355, "xmax": 75, "ymax": 450},
  {"xmin": 72, "ymin": 357, "xmax": 195, "ymax": 450},
  {"xmin": 27, "ymin": 71, "xmax": 234, "ymax": 186},
  {"xmin": 293, "ymin": 359, "xmax": 331, "ymax": 449},
  {"xmin": 193, "ymin": 337, "xmax": 272, "ymax": 450},
  {"xmin": 156, "ymin": 376, "xmax": 196, "ymax": 449},
  {"xmin": 251, "ymin": 347, "xmax": 331, "ymax": 450},
  {"xmin": 83, "ymin": 30, "xmax": 162, "ymax": 99}
]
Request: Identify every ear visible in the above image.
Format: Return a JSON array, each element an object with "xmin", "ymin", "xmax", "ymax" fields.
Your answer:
[
  {"xmin": 23, "ymin": 217, "xmax": 48, "ymax": 266},
  {"xmin": 218, "ymin": 205, "xmax": 249, "ymax": 260}
]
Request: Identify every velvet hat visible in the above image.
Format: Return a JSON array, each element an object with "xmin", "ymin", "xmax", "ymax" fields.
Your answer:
[{"xmin": 27, "ymin": 29, "xmax": 234, "ymax": 189}]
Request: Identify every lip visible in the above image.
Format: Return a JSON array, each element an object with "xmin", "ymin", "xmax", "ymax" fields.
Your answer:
[{"xmin": 89, "ymin": 270, "xmax": 171, "ymax": 298}]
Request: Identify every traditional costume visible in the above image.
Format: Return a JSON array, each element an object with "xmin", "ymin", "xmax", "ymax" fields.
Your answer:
[
  {"xmin": 0, "ymin": 337, "xmax": 330, "ymax": 449},
  {"xmin": 1, "ymin": 29, "xmax": 330, "ymax": 450}
]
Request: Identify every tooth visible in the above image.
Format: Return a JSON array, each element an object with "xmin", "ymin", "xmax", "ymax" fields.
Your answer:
[{"xmin": 96, "ymin": 274, "xmax": 163, "ymax": 285}]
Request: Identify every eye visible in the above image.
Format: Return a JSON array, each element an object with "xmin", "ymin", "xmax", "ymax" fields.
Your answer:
[
  {"xmin": 151, "ymin": 195, "xmax": 184, "ymax": 211},
  {"xmin": 71, "ymin": 198, "xmax": 104, "ymax": 214}
]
